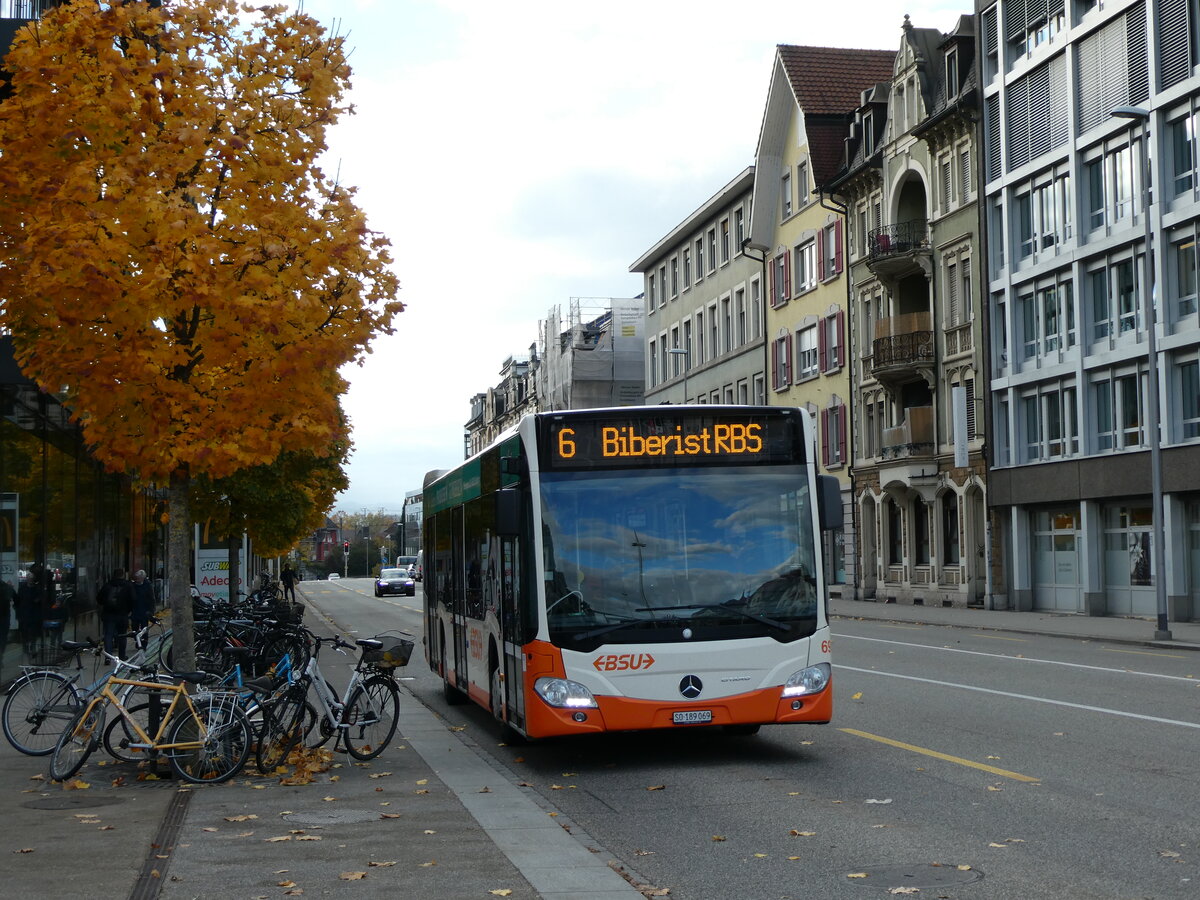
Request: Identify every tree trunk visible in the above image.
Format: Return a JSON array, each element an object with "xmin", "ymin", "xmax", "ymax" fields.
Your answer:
[
  {"xmin": 168, "ymin": 466, "xmax": 196, "ymax": 673},
  {"xmin": 227, "ymin": 530, "xmax": 240, "ymax": 605}
]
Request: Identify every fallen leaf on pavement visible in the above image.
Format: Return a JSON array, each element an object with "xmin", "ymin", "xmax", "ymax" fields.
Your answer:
[
  {"xmin": 790, "ymin": 831, "xmax": 816, "ymax": 837},
  {"xmin": 380, "ymin": 814, "xmax": 401, "ymax": 819},
  {"xmin": 339, "ymin": 872, "xmax": 367, "ymax": 880},
  {"xmin": 419, "ymin": 861, "xmax": 436, "ymax": 867},
  {"xmin": 225, "ymin": 815, "xmax": 258, "ymax": 822},
  {"xmin": 368, "ymin": 861, "xmax": 396, "ymax": 867},
  {"xmin": 646, "ymin": 785, "xmax": 666, "ymax": 791},
  {"xmin": 266, "ymin": 836, "xmax": 292, "ymax": 843},
  {"xmin": 887, "ymin": 888, "xmax": 920, "ymax": 895},
  {"xmin": 277, "ymin": 881, "xmax": 296, "ymax": 888},
  {"xmin": 489, "ymin": 891, "xmax": 513, "ymax": 897},
  {"xmin": 847, "ymin": 873, "xmax": 868, "ymax": 879},
  {"xmin": 852, "ymin": 692, "xmax": 863, "ymax": 700},
  {"xmin": 62, "ymin": 779, "xmax": 90, "ymax": 791}
]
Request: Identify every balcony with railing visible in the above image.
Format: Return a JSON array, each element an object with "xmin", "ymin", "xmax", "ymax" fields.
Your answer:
[
  {"xmin": 871, "ymin": 311, "xmax": 934, "ymax": 384},
  {"xmin": 867, "ymin": 220, "xmax": 931, "ymax": 278},
  {"xmin": 880, "ymin": 405, "xmax": 935, "ymax": 461}
]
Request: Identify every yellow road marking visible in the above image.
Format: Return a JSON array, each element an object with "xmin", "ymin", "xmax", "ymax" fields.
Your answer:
[
  {"xmin": 839, "ymin": 728, "xmax": 1040, "ymax": 782},
  {"xmin": 1102, "ymin": 647, "xmax": 1187, "ymax": 659},
  {"xmin": 971, "ymin": 633, "xmax": 1026, "ymax": 641}
]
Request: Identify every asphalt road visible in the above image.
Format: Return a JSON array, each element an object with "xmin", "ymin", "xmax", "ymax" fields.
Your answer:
[{"xmin": 306, "ymin": 578, "xmax": 1200, "ymax": 900}]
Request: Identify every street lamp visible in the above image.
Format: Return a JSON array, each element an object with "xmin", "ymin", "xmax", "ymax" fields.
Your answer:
[
  {"xmin": 1112, "ymin": 104, "xmax": 1171, "ymax": 641},
  {"xmin": 667, "ymin": 347, "xmax": 689, "ymax": 404}
]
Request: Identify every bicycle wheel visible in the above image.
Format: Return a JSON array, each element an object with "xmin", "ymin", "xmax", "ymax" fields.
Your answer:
[
  {"xmin": 102, "ymin": 701, "xmax": 167, "ymax": 763},
  {"xmin": 255, "ymin": 686, "xmax": 308, "ymax": 773},
  {"xmin": 48, "ymin": 702, "xmax": 105, "ymax": 782},
  {"xmin": 343, "ymin": 676, "xmax": 399, "ymax": 761},
  {"xmin": 166, "ymin": 698, "xmax": 251, "ymax": 784},
  {"xmin": 3, "ymin": 671, "xmax": 82, "ymax": 756}
]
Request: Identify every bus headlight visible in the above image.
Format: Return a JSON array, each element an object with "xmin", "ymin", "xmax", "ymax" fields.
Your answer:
[
  {"xmin": 781, "ymin": 662, "xmax": 831, "ymax": 697},
  {"xmin": 534, "ymin": 677, "xmax": 598, "ymax": 709}
]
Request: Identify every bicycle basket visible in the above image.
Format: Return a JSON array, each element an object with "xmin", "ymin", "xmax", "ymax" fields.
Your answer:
[{"xmin": 363, "ymin": 635, "xmax": 414, "ymax": 669}]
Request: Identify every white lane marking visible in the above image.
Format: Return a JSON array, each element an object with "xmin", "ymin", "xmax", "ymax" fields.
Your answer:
[
  {"xmin": 837, "ymin": 664, "xmax": 1200, "ymax": 730},
  {"xmin": 839, "ymin": 634, "xmax": 1200, "ymax": 684}
]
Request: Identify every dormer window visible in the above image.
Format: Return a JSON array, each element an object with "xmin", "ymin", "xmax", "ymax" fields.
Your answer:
[
  {"xmin": 863, "ymin": 112, "xmax": 874, "ymax": 151},
  {"xmin": 945, "ymin": 46, "xmax": 959, "ymax": 94}
]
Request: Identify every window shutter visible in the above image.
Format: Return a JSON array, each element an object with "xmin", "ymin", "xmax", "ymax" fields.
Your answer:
[
  {"xmin": 769, "ymin": 258, "xmax": 778, "ymax": 307},
  {"xmin": 785, "ymin": 333, "xmax": 793, "ymax": 384},
  {"xmin": 817, "ymin": 228, "xmax": 826, "ymax": 281},
  {"xmin": 834, "ymin": 220, "xmax": 844, "ymax": 274},
  {"xmin": 821, "ymin": 409, "xmax": 830, "ymax": 467},
  {"xmin": 1160, "ymin": 0, "xmax": 1192, "ymax": 89},
  {"xmin": 1126, "ymin": 3, "xmax": 1148, "ymax": 105},
  {"xmin": 965, "ymin": 377, "xmax": 977, "ymax": 440},
  {"xmin": 985, "ymin": 95, "xmax": 1002, "ymax": 183},
  {"xmin": 783, "ymin": 252, "xmax": 792, "ymax": 297},
  {"xmin": 1006, "ymin": 75, "xmax": 1030, "ymax": 172},
  {"xmin": 942, "ymin": 159, "xmax": 953, "ymax": 208},
  {"xmin": 960, "ymin": 148, "xmax": 972, "ymax": 201},
  {"xmin": 818, "ymin": 320, "xmax": 828, "ymax": 372}
]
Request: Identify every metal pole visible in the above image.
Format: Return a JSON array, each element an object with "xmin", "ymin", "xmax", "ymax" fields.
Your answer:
[{"xmin": 1138, "ymin": 116, "xmax": 1171, "ymax": 641}]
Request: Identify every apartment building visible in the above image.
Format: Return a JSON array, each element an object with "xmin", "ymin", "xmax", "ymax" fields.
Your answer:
[
  {"xmin": 748, "ymin": 44, "xmax": 896, "ymax": 586},
  {"xmin": 982, "ymin": 0, "xmax": 1200, "ymax": 621},
  {"xmin": 630, "ymin": 169, "xmax": 765, "ymax": 405},
  {"xmin": 827, "ymin": 16, "xmax": 987, "ymax": 606}
]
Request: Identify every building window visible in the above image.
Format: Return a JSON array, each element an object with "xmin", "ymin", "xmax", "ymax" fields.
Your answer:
[
  {"xmin": 913, "ymin": 502, "xmax": 930, "ymax": 566},
  {"xmin": 738, "ymin": 380, "xmax": 749, "ymax": 404},
  {"xmin": 658, "ymin": 265, "xmax": 667, "ymax": 307},
  {"xmin": 795, "ymin": 241, "xmax": 817, "ymax": 293},
  {"xmin": 1093, "ymin": 371, "xmax": 1145, "ymax": 452},
  {"xmin": 721, "ymin": 296, "xmax": 732, "ymax": 353},
  {"xmin": 1169, "ymin": 111, "xmax": 1196, "ymax": 198},
  {"xmin": 1090, "ymin": 259, "xmax": 1139, "ymax": 340},
  {"xmin": 735, "ymin": 208, "xmax": 745, "ymax": 249},
  {"xmin": 708, "ymin": 302, "xmax": 718, "ymax": 362},
  {"xmin": 942, "ymin": 497, "xmax": 960, "ymax": 565},
  {"xmin": 942, "ymin": 157, "xmax": 955, "ymax": 210},
  {"xmin": 887, "ymin": 501, "xmax": 903, "ymax": 566},
  {"xmin": 735, "ymin": 288, "xmax": 747, "ymax": 346},
  {"xmin": 772, "ymin": 334, "xmax": 792, "ymax": 389},
  {"xmin": 648, "ymin": 338, "xmax": 656, "ymax": 387},
  {"xmin": 683, "ymin": 247, "xmax": 692, "ymax": 287},
  {"xmin": 670, "ymin": 259, "xmax": 678, "ymax": 297},
  {"xmin": 1022, "ymin": 385, "xmax": 1078, "ymax": 461},
  {"xmin": 796, "ymin": 325, "xmax": 818, "ymax": 380},
  {"xmin": 721, "ymin": 219, "xmax": 730, "ymax": 264},
  {"xmin": 822, "ymin": 401, "xmax": 846, "ymax": 467},
  {"xmin": 1180, "ymin": 358, "xmax": 1200, "ymax": 440},
  {"xmin": 796, "ymin": 161, "xmax": 808, "ymax": 205},
  {"xmin": 771, "ymin": 254, "xmax": 791, "ymax": 307},
  {"xmin": 694, "ymin": 238, "xmax": 704, "ymax": 282},
  {"xmin": 781, "ymin": 172, "xmax": 792, "ymax": 219},
  {"xmin": 707, "ymin": 228, "xmax": 717, "ymax": 273},
  {"xmin": 960, "ymin": 147, "xmax": 972, "ymax": 202},
  {"xmin": 1172, "ymin": 235, "xmax": 1198, "ymax": 318},
  {"xmin": 820, "ymin": 222, "xmax": 842, "ymax": 280},
  {"xmin": 694, "ymin": 310, "xmax": 704, "ymax": 365},
  {"xmin": 820, "ymin": 311, "xmax": 845, "ymax": 372},
  {"xmin": 945, "ymin": 46, "xmax": 959, "ymax": 94},
  {"xmin": 751, "ymin": 278, "xmax": 762, "ymax": 339},
  {"xmin": 647, "ymin": 274, "xmax": 656, "ymax": 314},
  {"xmin": 753, "ymin": 373, "xmax": 766, "ymax": 405}
]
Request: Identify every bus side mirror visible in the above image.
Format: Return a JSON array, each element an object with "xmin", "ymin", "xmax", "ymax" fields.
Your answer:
[
  {"xmin": 817, "ymin": 475, "xmax": 843, "ymax": 532},
  {"xmin": 496, "ymin": 489, "xmax": 522, "ymax": 535}
]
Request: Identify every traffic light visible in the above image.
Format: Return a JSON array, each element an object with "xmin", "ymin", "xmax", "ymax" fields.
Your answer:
[{"xmin": 343, "ymin": 540, "xmax": 350, "ymax": 553}]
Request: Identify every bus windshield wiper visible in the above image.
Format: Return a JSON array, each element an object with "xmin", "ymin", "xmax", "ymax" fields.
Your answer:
[
  {"xmin": 572, "ymin": 617, "xmax": 663, "ymax": 642},
  {"xmin": 635, "ymin": 604, "xmax": 791, "ymax": 633}
]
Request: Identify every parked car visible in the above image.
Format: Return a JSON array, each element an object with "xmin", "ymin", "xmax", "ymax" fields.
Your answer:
[
  {"xmin": 375, "ymin": 567, "xmax": 415, "ymax": 597},
  {"xmin": 328, "ymin": 572, "xmax": 341, "ymax": 580}
]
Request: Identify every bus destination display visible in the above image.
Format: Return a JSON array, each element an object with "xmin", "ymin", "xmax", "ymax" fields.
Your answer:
[{"xmin": 540, "ymin": 411, "xmax": 803, "ymax": 470}]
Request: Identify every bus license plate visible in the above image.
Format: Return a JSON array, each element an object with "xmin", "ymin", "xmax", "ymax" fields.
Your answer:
[{"xmin": 673, "ymin": 710, "xmax": 713, "ymax": 724}]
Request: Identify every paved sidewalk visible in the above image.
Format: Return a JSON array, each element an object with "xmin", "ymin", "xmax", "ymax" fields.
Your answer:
[
  {"xmin": 830, "ymin": 595, "xmax": 1200, "ymax": 650},
  {"xmin": 0, "ymin": 606, "xmax": 645, "ymax": 900}
]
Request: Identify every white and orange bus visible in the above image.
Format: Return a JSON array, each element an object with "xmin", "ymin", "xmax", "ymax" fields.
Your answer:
[{"xmin": 423, "ymin": 406, "xmax": 842, "ymax": 739}]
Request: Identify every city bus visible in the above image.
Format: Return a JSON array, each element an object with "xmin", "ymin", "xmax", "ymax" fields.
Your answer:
[{"xmin": 422, "ymin": 405, "xmax": 842, "ymax": 739}]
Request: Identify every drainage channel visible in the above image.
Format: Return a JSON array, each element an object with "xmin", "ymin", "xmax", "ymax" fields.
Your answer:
[{"xmin": 128, "ymin": 788, "xmax": 193, "ymax": 900}]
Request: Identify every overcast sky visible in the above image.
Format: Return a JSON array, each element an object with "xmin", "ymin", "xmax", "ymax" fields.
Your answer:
[{"xmin": 298, "ymin": 0, "xmax": 965, "ymax": 516}]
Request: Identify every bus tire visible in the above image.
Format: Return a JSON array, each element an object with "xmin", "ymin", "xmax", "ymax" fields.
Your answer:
[{"xmin": 440, "ymin": 630, "xmax": 466, "ymax": 706}]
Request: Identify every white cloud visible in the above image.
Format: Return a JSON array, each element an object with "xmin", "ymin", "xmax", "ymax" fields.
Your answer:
[{"xmin": 296, "ymin": 0, "xmax": 965, "ymax": 514}]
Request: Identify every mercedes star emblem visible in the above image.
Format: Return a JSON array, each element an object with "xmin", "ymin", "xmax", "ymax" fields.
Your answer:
[{"xmin": 679, "ymin": 675, "xmax": 703, "ymax": 699}]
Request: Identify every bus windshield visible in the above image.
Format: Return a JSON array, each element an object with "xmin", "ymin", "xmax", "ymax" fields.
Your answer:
[{"xmin": 539, "ymin": 465, "xmax": 820, "ymax": 652}]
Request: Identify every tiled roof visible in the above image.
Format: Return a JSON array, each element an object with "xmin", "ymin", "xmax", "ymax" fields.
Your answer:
[{"xmin": 778, "ymin": 44, "xmax": 896, "ymax": 115}]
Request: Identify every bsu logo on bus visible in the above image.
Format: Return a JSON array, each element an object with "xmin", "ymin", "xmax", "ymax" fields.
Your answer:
[{"xmin": 593, "ymin": 653, "xmax": 656, "ymax": 672}]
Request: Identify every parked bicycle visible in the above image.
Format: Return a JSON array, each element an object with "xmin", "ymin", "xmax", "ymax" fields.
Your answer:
[
  {"xmin": 2, "ymin": 620, "xmax": 170, "ymax": 756},
  {"xmin": 49, "ymin": 666, "xmax": 252, "ymax": 784},
  {"xmin": 255, "ymin": 629, "xmax": 412, "ymax": 772}
]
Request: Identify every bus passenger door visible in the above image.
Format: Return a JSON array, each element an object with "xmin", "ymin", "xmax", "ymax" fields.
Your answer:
[
  {"xmin": 499, "ymin": 535, "xmax": 525, "ymax": 731},
  {"xmin": 449, "ymin": 505, "xmax": 466, "ymax": 687}
]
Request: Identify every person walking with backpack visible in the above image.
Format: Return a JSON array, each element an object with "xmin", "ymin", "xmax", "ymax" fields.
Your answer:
[
  {"xmin": 280, "ymin": 563, "xmax": 297, "ymax": 603},
  {"xmin": 130, "ymin": 569, "xmax": 155, "ymax": 633},
  {"xmin": 97, "ymin": 568, "xmax": 134, "ymax": 659}
]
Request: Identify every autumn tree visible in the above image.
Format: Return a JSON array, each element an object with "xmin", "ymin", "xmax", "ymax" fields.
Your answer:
[
  {"xmin": 0, "ymin": 1, "xmax": 402, "ymax": 670},
  {"xmin": 192, "ymin": 406, "xmax": 352, "ymax": 599}
]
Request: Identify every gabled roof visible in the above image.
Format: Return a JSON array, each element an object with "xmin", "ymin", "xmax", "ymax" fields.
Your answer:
[{"xmin": 777, "ymin": 45, "xmax": 896, "ymax": 116}]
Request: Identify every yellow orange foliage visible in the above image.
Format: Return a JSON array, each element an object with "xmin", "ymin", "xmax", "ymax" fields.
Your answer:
[{"xmin": 0, "ymin": 0, "xmax": 402, "ymax": 483}]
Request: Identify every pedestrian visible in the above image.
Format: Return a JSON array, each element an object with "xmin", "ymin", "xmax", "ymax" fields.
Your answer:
[
  {"xmin": 131, "ymin": 569, "xmax": 155, "ymax": 633},
  {"xmin": 97, "ymin": 568, "xmax": 134, "ymax": 659},
  {"xmin": 280, "ymin": 563, "xmax": 297, "ymax": 603},
  {"xmin": 15, "ymin": 569, "xmax": 42, "ymax": 656}
]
